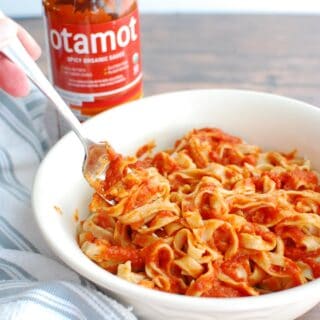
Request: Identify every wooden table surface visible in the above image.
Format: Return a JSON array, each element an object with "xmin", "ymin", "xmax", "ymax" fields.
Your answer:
[
  {"xmin": 18, "ymin": 14, "xmax": 320, "ymax": 319},
  {"xmin": 18, "ymin": 14, "xmax": 320, "ymax": 107}
]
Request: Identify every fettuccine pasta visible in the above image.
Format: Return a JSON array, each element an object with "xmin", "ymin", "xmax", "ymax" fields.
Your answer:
[{"xmin": 78, "ymin": 128, "xmax": 320, "ymax": 297}]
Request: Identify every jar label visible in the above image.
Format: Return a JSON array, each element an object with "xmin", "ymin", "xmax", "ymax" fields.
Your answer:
[{"xmin": 45, "ymin": 8, "xmax": 142, "ymax": 118}]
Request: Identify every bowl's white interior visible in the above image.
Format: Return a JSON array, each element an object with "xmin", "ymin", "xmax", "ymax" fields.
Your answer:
[{"xmin": 33, "ymin": 89, "xmax": 320, "ymax": 311}]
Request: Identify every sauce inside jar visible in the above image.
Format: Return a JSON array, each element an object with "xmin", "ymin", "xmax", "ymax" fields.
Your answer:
[{"xmin": 43, "ymin": 0, "xmax": 143, "ymax": 119}]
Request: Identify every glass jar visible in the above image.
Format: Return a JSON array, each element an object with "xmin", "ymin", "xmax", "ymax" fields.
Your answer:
[{"xmin": 43, "ymin": 0, "xmax": 143, "ymax": 120}]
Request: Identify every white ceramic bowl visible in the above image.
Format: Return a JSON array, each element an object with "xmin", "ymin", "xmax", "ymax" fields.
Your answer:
[{"xmin": 33, "ymin": 90, "xmax": 320, "ymax": 320}]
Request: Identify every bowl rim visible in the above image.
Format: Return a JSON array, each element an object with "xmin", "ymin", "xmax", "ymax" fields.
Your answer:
[{"xmin": 32, "ymin": 88, "xmax": 320, "ymax": 310}]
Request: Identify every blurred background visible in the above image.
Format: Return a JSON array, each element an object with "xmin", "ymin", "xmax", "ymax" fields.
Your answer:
[
  {"xmin": 1, "ymin": 0, "xmax": 320, "ymax": 17},
  {"xmin": 1, "ymin": 0, "xmax": 320, "ymax": 116}
]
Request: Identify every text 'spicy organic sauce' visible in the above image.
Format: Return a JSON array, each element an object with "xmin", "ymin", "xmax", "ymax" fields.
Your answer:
[{"xmin": 43, "ymin": 0, "xmax": 143, "ymax": 120}]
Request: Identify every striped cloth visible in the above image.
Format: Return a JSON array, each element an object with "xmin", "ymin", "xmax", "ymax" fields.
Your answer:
[{"xmin": 0, "ymin": 88, "xmax": 137, "ymax": 320}]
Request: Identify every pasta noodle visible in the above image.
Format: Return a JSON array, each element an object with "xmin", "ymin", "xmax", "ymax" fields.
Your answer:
[{"xmin": 77, "ymin": 128, "xmax": 320, "ymax": 297}]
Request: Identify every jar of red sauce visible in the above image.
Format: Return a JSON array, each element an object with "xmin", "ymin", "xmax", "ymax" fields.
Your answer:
[{"xmin": 42, "ymin": 0, "xmax": 143, "ymax": 120}]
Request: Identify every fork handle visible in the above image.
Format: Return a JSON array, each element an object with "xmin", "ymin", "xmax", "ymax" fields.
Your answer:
[{"xmin": 1, "ymin": 36, "xmax": 89, "ymax": 147}]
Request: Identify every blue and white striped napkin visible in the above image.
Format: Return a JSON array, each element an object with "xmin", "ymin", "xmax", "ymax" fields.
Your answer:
[{"xmin": 0, "ymin": 88, "xmax": 137, "ymax": 320}]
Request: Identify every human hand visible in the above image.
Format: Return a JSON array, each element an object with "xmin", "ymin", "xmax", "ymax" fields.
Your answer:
[{"xmin": 0, "ymin": 13, "xmax": 41, "ymax": 97}]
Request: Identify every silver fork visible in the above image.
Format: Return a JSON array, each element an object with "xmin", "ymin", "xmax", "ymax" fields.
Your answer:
[{"xmin": 2, "ymin": 38, "xmax": 114, "ymax": 205}]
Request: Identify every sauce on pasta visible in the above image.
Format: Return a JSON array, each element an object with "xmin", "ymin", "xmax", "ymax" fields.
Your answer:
[{"xmin": 78, "ymin": 128, "xmax": 320, "ymax": 297}]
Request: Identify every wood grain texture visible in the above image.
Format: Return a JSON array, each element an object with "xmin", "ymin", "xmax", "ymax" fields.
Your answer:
[
  {"xmin": 17, "ymin": 15, "xmax": 320, "ymax": 319},
  {"xmin": 18, "ymin": 14, "xmax": 320, "ymax": 107}
]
